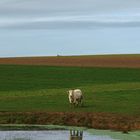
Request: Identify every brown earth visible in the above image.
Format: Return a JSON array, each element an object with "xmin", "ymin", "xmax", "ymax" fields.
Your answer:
[
  {"xmin": 0, "ymin": 112, "xmax": 140, "ymax": 132},
  {"xmin": 0, "ymin": 55, "xmax": 140, "ymax": 68}
]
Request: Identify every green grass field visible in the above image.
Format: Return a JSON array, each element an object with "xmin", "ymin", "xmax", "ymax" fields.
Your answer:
[{"xmin": 0, "ymin": 65, "xmax": 140, "ymax": 115}]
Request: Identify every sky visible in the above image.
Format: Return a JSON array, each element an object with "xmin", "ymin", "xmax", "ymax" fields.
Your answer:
[{"xmin": 0, "ymin": 0, "xmax": 140, "ymax": 57}]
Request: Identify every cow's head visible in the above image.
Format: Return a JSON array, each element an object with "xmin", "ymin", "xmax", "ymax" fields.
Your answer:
[{"xmin": 67, "ymin": 90, "xmax": 74, "ymax": 104}]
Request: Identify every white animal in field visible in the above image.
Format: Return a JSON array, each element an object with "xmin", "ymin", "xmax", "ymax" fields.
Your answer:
[{"xmin": 68, "ymin": 89, "xmax": 83, "ymax": 106}]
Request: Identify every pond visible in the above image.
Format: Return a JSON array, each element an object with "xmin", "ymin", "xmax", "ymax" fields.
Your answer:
[
  {"xmin": 0, "ymin": 130, "xmax": 116, "ymax": 140},
  {"xmin": 0, "ymin": 129, "xmax": 140, "ymax": 140}
]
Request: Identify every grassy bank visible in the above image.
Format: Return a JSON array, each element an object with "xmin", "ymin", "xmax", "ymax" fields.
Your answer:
[
  {"xmin": 0, "ymin": 112, "xmax": 140, "ymax": 131},
  {"xmin": 0, "ymin": 65, "xmax": 140, "ymax": 115}
]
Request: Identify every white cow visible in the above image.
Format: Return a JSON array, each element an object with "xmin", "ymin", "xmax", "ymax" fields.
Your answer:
[{"xmin": 68, "ymin": 89, "xmax": 83, "ymax": 106}]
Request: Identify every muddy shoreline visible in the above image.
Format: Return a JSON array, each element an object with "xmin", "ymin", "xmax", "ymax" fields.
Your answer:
[{"xmin": 0, "ymin": 112, "xmax": 140, "ymax": 132}]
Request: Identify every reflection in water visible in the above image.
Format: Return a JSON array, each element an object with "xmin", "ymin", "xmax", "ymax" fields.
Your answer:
[
  {"xmin": 0, "ymin": 130, "xmax": 135, "ymax": 140},
  {"xmin": 70, "ymin": 130, "xmax": 83, "ymax": 140}
]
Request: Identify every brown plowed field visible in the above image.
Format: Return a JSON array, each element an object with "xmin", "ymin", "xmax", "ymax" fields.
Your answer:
[{"xmin": 0, "ymin": 55, "xmax": 140, "ymax": 68}]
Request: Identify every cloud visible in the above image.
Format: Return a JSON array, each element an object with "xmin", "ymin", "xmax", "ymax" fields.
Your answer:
[
  {"xmin": 1, "ymin": 15, "xmax": 140, "ymax": 29},
  {"xmin": 0, "ymin": 0, "xmax": 140, "ymax": 29}
]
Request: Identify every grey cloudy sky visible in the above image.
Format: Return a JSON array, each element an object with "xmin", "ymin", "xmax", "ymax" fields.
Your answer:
[
  {"xmin": 0, "ymin": 0, "xmax": 140, "ymax": 57},
  {"xmin": 1, "ymin": 0, "xmax": 140, "ymax": 29}
]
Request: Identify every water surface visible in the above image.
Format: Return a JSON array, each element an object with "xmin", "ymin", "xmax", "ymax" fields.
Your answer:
[
  {"xmin": 0, "ymin": 128, "xmax": 140, "ymax": 140},
  {"xmin": 0, "ymin": 130, "xmax": 118, "ymax": 140}
]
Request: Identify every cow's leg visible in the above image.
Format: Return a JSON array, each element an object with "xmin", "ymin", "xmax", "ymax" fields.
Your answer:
[
  {"xmin": 75, "ymin": 99, "xmax": 80, "ymax": 107},
  {"xmin": 77, "ymin": 98, "xmax": 83, "ymax": 107},
  {"xmin": 70, "ymin": 102, "xmax": 76, "ymax": 108},
  {"xmin": 80, "ymin": 95, "xmax": 84, "ymax": 107},
  {"xmin": 70, "ymin": 103, "xmax": 73, "ymax": 108},
  {"xmin": 72, "ymin": 100, "xmax": 77, "ymax": 107},
  {"xmin": 80, "ymin": 99, "xmax": 83, "ymax": 107}
]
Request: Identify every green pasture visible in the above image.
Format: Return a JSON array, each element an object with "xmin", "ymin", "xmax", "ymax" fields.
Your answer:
[{"xmin": 0, "ymin": 65, "xmax": 140, "ymax": 115}]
